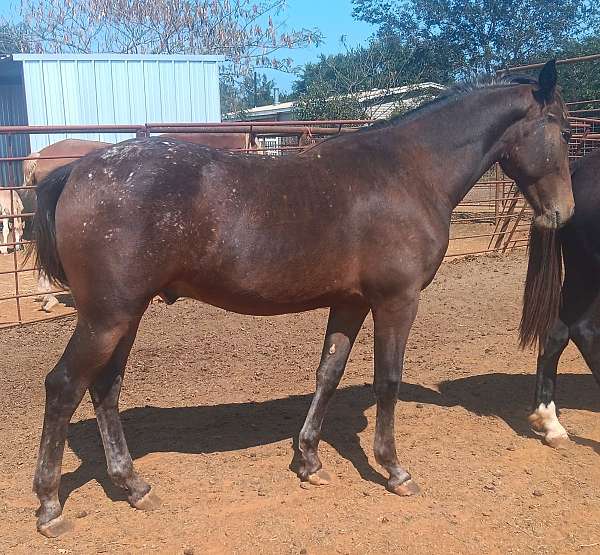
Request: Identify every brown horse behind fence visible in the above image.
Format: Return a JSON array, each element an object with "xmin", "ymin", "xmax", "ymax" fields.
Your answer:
[{"xmin": 29, "ymin": 61, "xmax": 574, "ymax": 537}]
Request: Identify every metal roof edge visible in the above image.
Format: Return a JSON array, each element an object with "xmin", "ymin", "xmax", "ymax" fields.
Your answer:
[{"xmin": 13, "ymin": 53, "xmax": 225, "ymax": 62}]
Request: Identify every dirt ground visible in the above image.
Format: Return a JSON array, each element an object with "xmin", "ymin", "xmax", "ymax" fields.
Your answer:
[
  {"xmin": 0, "ymin": 252, "xmax": 599, "ymax": 555},
  {"xmin": 0, "ymin": 253, "xmax": 75, "ymax": 327}
]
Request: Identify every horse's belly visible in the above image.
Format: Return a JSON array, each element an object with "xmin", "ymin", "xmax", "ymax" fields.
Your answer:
[{"xmin": 160, "ymin": 275, "xmax": 361, "ymax": 316}]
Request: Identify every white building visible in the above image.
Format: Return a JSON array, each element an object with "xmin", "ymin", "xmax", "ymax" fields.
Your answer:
[{"xmin": 231, "ymin": 82, "xmax": 447, "ymax": 122}]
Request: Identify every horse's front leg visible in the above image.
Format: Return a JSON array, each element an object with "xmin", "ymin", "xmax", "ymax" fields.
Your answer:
[
  {"xmin": 0, "ymin": 217, "xmax": 9, "ymax": 254},
  {"xmin": 372, "ymin": 294, "xmax": 420, "ymax": 496},
  {"xmin": 298, "ymin": 303, "xmax": 369, "ymax": 485},
  {"xmin": 13, "ymin": 216, "xmax": 23, "ymax": 251},
  {"xmin": 529, "ymin": 318, "xmax": 570, "ymax": 448}
]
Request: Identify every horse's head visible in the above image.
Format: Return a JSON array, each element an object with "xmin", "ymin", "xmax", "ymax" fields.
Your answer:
[{"xmin": 500, "ymin": 60, "xmax": 574, "ymax": 229}]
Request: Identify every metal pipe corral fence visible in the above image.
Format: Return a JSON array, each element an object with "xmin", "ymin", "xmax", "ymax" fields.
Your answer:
[{"xmin": 0, "ymin": 116, "xmax": 599, "ymax": 328}]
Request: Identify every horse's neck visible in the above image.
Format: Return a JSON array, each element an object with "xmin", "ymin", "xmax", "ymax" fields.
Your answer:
[{"xmin": 385, "ymin": 86, "xmax": 530, "ymax": 209}]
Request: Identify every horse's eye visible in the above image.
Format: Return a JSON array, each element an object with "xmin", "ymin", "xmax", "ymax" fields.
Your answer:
[{"xmin": 561, "ymin": 130, "xmax": 571, "ymax": 143}]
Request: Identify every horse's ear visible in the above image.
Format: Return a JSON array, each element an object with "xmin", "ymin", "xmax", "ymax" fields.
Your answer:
[{"xmin": 535, "ymin": 59, "xmax": 557, "ymax": 104}]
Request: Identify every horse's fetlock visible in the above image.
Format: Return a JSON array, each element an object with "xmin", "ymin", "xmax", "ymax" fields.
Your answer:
[
  {"xmin": 299, "ymin": 428, "xmax": 319, "ymax": 451},
  {"xmin": 108, "ymin": 465, "xmax": 133, "ymax": 489}
]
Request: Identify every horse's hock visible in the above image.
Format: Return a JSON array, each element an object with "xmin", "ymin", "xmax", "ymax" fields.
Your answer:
[{"xmin": 1, "ymin": 116, "xmax": 599, "ymax": 328}]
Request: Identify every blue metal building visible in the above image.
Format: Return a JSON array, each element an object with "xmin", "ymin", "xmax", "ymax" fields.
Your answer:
[{"xmin": 0, "ymin": 53, "xmax": 223, "ymax": 183}]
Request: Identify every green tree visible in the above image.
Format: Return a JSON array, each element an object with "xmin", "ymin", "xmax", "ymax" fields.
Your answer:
[
  {"xmin": 293, "ymin": 85, "xmax": 367, "ymax": 121},
  {"xmin": 554, "ymin": 36, "xmax": 600, "ymax": 103},
  {"xmin": 221, "ymin": 73, "xmax": 276, "ymax": 117},
  {"xmin": 290, "ymin": 38, "xmax": 450, "ymax": 120},
  {"xmin": 352, "ymin": 0, "xmax": 599, "ymax": 77}
]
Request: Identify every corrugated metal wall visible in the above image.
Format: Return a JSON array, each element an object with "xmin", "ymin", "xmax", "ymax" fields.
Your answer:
[
  {"xmin": 14, "ymin": 54, "xmax": 222, "ymax": 151},
  {"xmin": 0, "ymin": 81, "xmax": 29, "ymax": 186}
]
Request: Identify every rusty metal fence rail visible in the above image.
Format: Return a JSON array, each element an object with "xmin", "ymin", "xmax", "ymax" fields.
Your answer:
[{"xmin": 1, "ymin": 116, "xmax": 599, "ymax": 327}]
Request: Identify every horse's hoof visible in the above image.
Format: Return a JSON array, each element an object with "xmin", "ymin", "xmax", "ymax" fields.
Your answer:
[
  {"xmin": 37, "ymin": 515, "xmax": 73, "ymax": 538},
  {"xmin": 544, "ymin": 435, "xmax": 571, "ymax": 450},
  {"xmin": 388, "ymin": 479, "xmax": 420, "ymax": 497},
  {"xmin": 131, "ymin": 489, "xmax": 162, "ymax": 511},
  {"xmin": 42, "ymin": 297, "xmax": 60, "ymax": 313},
  {"xmin": 307, "ymin": 469, "xmax": 331, "ymax": 486}
]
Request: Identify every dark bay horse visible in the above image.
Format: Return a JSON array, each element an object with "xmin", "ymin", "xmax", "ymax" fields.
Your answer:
[
  {"xmin": 521, "ymin": 149, "xmax": 600, "ymax": 447},
  {"xmin": 30, "ymin": 61, "xmax": 574, "ymax": 537},
  {"xmin": 23, "ymin": 134, "xmax": 257, "ymax": 311}
]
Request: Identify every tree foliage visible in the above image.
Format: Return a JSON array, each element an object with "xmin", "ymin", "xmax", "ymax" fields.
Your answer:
[
  {"xmin": 21, "ymin": 0, "xmax": 321, "ymax": 77},
  {"xmin": 221, "ymin": 72, "xmax": 275, "ymax": 116},
  {"xmin": 352, "ymin": 0, "xmax": 600, "ymax": 76},
  {"xmin": 293, "ymin": 85, "xmax": 367, "ymax": 121},
  {"xmin": 291, "ymin": 44, "xmax": 390, "ymax": 120},
  {"xmin": 552, "ymin": 36, "xmax": 600, "ymax": 103},
  {"xmin": 290, "ymin": 37, "xmax": 452, "ymax": 120}
]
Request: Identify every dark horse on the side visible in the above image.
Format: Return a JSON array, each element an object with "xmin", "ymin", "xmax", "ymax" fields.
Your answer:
[
  {"xmin": 28, "ymin": 61, "xmax": 574, "ymax": 537},
  {"xmin": 520, "ymin": 148, "xmax": 600, "ymax": 448}
]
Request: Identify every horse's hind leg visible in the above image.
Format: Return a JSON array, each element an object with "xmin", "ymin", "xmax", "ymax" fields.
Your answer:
[
  {"xmin": 529, "ymin": 318, "xmax": 571, "ymax": 448},
  {"xmin": 89, "ymin": 318, "xmax": 159, "ymax": 510},
  {"xmin": 34, "ymin": 316, "xmax": 138, "ymax": 537},
  {"xmin": 372, "ymin": 295, "xmax": 420, "ymax": 496},
  {"xmin": 570, "ymin": 311, "xmax": 600, "ymax": 387},
  {"xmin": 298, "ymin": 304, "xmax": 368, "ymax": 484}
]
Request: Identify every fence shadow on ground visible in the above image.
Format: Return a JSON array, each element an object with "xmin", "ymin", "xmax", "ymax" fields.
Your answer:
[{"xmin": 62, "ymin": 372, "xmax": 600, "ymax": 506}]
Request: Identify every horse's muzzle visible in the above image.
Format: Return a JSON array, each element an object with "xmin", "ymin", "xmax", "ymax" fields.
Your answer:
[{"xmin": 534, "ymin": 204, "xmax": 574, "ymax": 229}]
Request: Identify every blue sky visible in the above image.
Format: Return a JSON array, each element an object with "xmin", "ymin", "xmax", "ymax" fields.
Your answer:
[
  {"xmin": 0, "ymin": 0, "xmax": 375, "ymax": 93},
  {"xmin": 0, "ymin": 0, "xmax": 15, "ymax": 18},
  {"xmin": 265, "ymin": 0, "xmax": 377, "ymax": 91}
]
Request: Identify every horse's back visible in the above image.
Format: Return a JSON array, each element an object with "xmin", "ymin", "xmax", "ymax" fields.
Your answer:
[{"xmin": 160, "ymin": 132, "xmax": 250, "ymax": 150}]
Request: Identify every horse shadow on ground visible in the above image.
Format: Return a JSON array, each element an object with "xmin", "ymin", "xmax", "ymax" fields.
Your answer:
[{"xmin": 62, "ymin": 372, "xmax": 600, "ymax": 505}]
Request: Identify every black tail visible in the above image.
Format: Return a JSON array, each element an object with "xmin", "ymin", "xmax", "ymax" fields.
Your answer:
[
  {"xmin": 519, "ymin": 223, "xmax": 563, "ymax": 349},
  {"xmin": 23, "ymin": 163, "xmax": 75, "ymax": 288}
]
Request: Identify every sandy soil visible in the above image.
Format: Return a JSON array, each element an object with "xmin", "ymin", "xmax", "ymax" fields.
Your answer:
[
  {"xmin": 0, "ymin": 252, "xmax": 598, "ymax": 554},
  {"xmin": 0, "ymin": 252, "xmax": 75, "ymax": 327}
]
